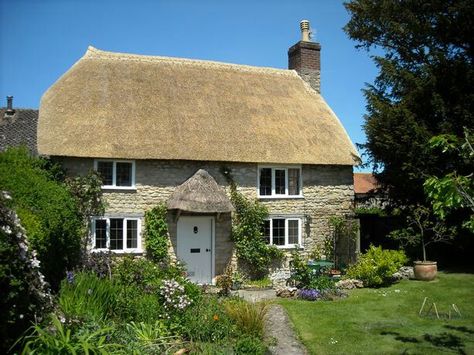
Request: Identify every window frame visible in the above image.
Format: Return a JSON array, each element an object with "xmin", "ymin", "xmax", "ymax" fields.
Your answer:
[
  {"xmin": 91, "ymin": 217, "xmax": 142, "ymax": 253},
  {"xmin": 257, "ymin": 165, "xmax": 303, "ymax": 198},
  {"xmin": 94, "ymin": 159, "xmax": 136, "ymax": 190},
  {"xmin": 263, "ymin": 217, "xmax": 303, "ymax": 248}
]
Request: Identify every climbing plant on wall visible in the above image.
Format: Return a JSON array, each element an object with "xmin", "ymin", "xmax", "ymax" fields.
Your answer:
[
  {"xmin": 144, "ymin": 203, "xmax": 169, "ymax": 263},
  {"xmin": 228, "ymin": 182, "xmax": 284, "ymax": 279}
]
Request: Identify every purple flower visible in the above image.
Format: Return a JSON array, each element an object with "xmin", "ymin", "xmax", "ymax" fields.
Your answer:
[
  {"xmin": 66, "ymin": 271, "xmax": 75, "ymax": 284},
  {"xmin": 298, "ymin": 288, "xmax": 321, "ymax": 301}
]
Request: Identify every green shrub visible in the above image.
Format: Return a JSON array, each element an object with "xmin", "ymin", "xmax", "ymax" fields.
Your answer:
[
  {"xmin": 0, "ymin": 147, "xmax": 82, "ymax": 289},
  {"xmin": 223, "ymin": 299, "xmax": 269, "ymax": 338},
  {"xmin": 0, "ymin": 194, "xmax": 52, "ymax": 353},
  {"xmin": 21, "ymin": 315, "xmax": 121, "ymax": 354},
  {"xmin": 144, "ymin": 204, "xmax": 169, "ymax": 263},
  {"xmin": 58, "ymin": 272, "xmax": 118, "ymax": 322},
  {"xmin": 308, "ymin": 275, "xmax": 336, "ymax": 291},
  {"xmin": 181, "ymin": 295, "xmax": 234, "ymax": 342},
  {"xmin": 234, "ymin": 335, "xmax": 267, "ymax": 355},
  {"xmin": 346, "ymin": 245, "xmax": 408, "ymax": 287}
]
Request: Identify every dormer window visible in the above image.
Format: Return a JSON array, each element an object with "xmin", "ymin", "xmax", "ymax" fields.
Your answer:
[
  {"xmin": 258, "ymin": 166, "xmax": 302, "ymax": 198},
  {"xmin": 94, "ymin": 160, "xmax": 135, "ymax": 189}
]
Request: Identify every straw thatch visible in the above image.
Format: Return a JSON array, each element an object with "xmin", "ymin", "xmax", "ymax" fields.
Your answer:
[
  {"xmin": 38, "ymin": 46, "xmax": 358, "ymax": 165},
  {"xmin": 167, "ymin": 169, "xmax": 233, "ymax": 213}
]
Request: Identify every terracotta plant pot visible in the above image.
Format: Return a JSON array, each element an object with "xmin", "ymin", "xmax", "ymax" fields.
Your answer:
[{"xmin": 413, "ymin": 261, "xmax": 437, "ymax": 281}]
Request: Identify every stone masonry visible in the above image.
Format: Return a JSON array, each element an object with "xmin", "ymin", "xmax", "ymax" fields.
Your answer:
[{"xmin": 59, "ymin": 158, "xmax": 354, "ymax": 284}]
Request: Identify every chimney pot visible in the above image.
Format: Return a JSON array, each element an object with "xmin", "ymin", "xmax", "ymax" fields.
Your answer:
[
  {"xmin": 5, "ymin": 96, "xmax": 15, "ymax": 115},
  {"xmin": 300, "ymin": 20, "xmax": 311, "ymax": 42}
]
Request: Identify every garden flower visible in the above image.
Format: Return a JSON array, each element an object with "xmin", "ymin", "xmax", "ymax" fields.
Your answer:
[
  {"xmin": 213, "ymin": 314, "xmax": 219, "ymax": 321},
  {"xmin": 66, "ymin": 271, "xmax": 74, "ymax": 284}
]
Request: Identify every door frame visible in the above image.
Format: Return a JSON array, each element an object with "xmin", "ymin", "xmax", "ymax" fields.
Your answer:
[{"xmin": 177, "ymin": 215, "xmax": 215, "ymax": 285}]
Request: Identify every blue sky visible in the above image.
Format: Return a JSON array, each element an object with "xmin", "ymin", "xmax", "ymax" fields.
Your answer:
[{"xmin": 0, "ymin": 0, "xmax": 378, "ymax": 170}]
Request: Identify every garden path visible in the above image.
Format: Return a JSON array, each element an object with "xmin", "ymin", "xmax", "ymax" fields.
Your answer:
[{"xmin": 236, "ymin": 290, "xmax": 308, "ymax": 355}]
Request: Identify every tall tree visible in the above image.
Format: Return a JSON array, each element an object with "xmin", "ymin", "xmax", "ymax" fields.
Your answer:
[{"xmin": 344, "ymin": 0, "xmax": 474, "ymax": 205}]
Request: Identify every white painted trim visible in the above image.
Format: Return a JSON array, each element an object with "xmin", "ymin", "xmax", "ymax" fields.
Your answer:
[
  {"xmin": 91, "ymin": 216, "xmax": 142, "ymax": 253},
  {"xmin": 257, "ymin": 165, "xmax": 303, "ymax": 198},
  {"xmin": 265, "ymin": 216, "xmax": 303, "ymax": 249},
  {"xmin": 94, "ymin": 159, "xmax": 136, "ymax": 189}
]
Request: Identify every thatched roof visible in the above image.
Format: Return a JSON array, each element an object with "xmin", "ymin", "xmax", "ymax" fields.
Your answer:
[
  {"xmin": 38, "ymin": 46, "xmax": 358, "ymax": 165},
  {"xmin": 167, "ymin": 169, "xmax": 233, "ymax": 213}
]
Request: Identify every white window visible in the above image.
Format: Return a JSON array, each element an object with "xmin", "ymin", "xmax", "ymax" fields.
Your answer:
[
  {"xmin": 94, "ymin": 160, "xmax": 135, "ymax": 189},
  {"xmin": 258, "ymin": 166, "xmax": 302, "ymax": 197},
  {"xmin": 263, "ymin": 217, "xmax": 302, "ymax": 248},
  {"xmin": 92, "ymin": 217, "xmax": 141, "ymax": 253}
]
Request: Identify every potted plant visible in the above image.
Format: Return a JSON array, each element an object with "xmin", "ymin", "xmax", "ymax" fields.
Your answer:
[{"xmin": 389, "ymin": 206, "xmax": 455, "ymax": 281}]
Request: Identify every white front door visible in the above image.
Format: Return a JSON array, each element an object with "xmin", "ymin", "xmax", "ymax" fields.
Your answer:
[{"xmin": 177, "ymin": 216, "xmax": 214, "ymax": 284}]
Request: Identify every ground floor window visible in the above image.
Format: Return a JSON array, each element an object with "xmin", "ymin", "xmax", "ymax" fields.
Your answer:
[
  {"xmin": 263, "ymin": 217, "xmax": 302, "ymax": 248},
  {"xmin": 92, "ymin": 217, "xmax": 141, "ymax": 252}
]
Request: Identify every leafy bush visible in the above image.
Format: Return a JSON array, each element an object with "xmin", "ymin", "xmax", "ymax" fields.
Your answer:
[
  {"xmin": 223, "ymin": 299, "xmax": 269, "ymax": 338},
  {"xmin": 145, "ymin": 204, "xmax": 169, "ymax": 263},
  {"xmin": 230, "ymin": 185, "xmax": 284, "ymax": 278},
  {"xmin": 346, "ymin": 245, "xmax": 408, "ymax": 287},
  {"xmin": 181, "ymin": 295, "xmax": 234, "ymax": 342},
  {"xmin": 0, "ymin": 147, "xmax": 82, "ymax": 289},
  {"xmin": 58, "ymin": 272, "xmax": 118, "ymax": 323},
  {"xmin": 21, "ymin": 315, "xmax": 120, "ymax": 353},
  {"xmin": 234, "ymin": 335, "xmax": 267, "ymax": 355},
  {"xmin": 0, "ymin": 193, "xmax": 52, "ymax": 353},
  {"xmin": 81, "ymin": 250, "xmax": 114, "ymax": 279},
  {"xmin": 308, "ymin": 275, "xmax": 336, "ymax": 291}
]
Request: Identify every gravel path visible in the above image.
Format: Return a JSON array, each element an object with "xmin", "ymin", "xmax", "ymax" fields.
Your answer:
[{"xmin": 264, "ymin": 304, "xmax": 308, "ymax": 355}]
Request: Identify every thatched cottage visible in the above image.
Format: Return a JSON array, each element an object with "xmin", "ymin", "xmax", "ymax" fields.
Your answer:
[{"xmin": 38, "ymin": 21, "xmax": 358, "ymax": 284}]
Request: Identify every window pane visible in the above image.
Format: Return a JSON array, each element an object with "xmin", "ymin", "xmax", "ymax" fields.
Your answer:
[
  {"xmin": 272, "ymin": 219, "xmax": 285, "ymax": 245},
  {"xmin": 110, "ymin": 219, "xmax": 123, "ymax": 250},
  {"xmin": 288, "ymin": 220, "xmax": 299, "ymax": 245},
  {"xmin": 275, "ymin": 169, "xmax": 286, "ymax": 195},
  {"xmin": 95, "ymin": 219, "xmax": 107, "ymax": 249},
  {"xmin": 262, "ymin": 220, "xmax": 271, "ymax": 244},
  {"xmin": 127, "ymin": 220, "xmax": 138, "ymax": 249},
  {"xmin": 116, "ymin": 162, "xmax": 132, "ymax": 186},
  {"xmin": 288, "ymin": 169, "xmax": 300, "ymax": 195},
  {"xmin": 259, "ymin": 168, "xmax": 272, "ymax": 196},
  {"xmin": 97, "ymin": 161, "xmax": 113, "ymax": 185}
]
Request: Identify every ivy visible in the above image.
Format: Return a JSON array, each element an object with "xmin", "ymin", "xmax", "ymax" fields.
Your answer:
[
  {"xmin": 144, "ymin": 204, "xmax": 169, "ymax": 263},
  {"xmin": 229, "ymin": 184, "xmax": 284, "ymax": 279}
]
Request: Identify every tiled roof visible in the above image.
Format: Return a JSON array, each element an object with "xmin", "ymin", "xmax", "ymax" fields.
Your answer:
[
  {"xmin": 0, "ymin": 108, "xmax": 38, "ymax": 155},
  {"xmin": 353, "ymin": 172, "xmax": 378, "ymax": 194}
]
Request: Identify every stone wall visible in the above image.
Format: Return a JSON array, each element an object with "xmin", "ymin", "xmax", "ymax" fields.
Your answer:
[{"xmin": 58, "ymin": 158, "xmax": 354, "ymax": 284}]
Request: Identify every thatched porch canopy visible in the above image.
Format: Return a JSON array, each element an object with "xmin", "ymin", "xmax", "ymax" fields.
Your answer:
[{"xmin": 167, "ymin": 169, "xmax": 233, "ymax": 213}]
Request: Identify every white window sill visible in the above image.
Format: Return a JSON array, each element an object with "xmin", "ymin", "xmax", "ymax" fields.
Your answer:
[
  {"xmin": 101, "ymin": 186, "xmax": 137, "ymax": 191},
  {"xmin": 273, "ymin": 245, "xmax": 304, "ymax": 250},
  {"xmin": 258, "ymin": 195, "xmax": 304, "ymax": 200},
  {"xmin": 91, "ymin": 249, "xmax": 143, "ymax": 254}
]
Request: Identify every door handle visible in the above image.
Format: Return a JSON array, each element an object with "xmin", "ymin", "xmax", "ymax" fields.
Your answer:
[{"xmin": 206, "ymin": 248, "xmax": 211, "ymax": 252}]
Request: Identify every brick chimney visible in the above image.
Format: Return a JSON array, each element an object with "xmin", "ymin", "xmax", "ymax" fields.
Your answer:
[{"xmin": 288, "ymin": 20, "xmax": 321, "ymax": 93}]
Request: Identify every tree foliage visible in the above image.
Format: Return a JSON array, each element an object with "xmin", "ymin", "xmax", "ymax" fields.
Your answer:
[
  {"xmin": 344, "ymin": 0, "xmax": 474, "ymax": 205},
  {"xmin": 424, "ymin": 129, "xmax": 474, "ymax": 231}
]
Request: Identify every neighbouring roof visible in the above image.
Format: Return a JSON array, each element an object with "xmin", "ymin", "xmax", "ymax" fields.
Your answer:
[
  {"xmin": 167, "ymin": 169, "xmax": 234, "ymax": 213},
  {"xmin": 38, "ymin": 46, "xmax": 358, "ymax": 165},
  {"xmin": 353, "ymin": 173, "xmax": 379, "ymax": 194},
  {"xmin": 0, "ymin": 108, "xmax": 38, "ymax": 155}
]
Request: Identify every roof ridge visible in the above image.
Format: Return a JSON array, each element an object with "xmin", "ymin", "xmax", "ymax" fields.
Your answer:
[{"xmin": 84, "ymin": 46, "xmax": 298, "ymax": 77}]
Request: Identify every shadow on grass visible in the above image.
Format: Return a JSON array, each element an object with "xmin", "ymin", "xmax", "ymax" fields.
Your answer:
[
  {"xmin": 444, "ymin": 325, "xmax": 474, "ymax": 335},
  {"xmin": 423, "ymin": 332, "xmax": 466, "ymax": 354},
  {"xmin": 381, "ymin": 330, "xmax": 467, "ymax": 354},
  {"xmin": 380, "ymin": 331, "xmax": 419, "ymax": 343}
]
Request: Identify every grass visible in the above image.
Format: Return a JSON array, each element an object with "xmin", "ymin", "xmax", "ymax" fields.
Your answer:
[{"xmin": 279, "ymin": 273, "xmax": 474, "ymax": 354}]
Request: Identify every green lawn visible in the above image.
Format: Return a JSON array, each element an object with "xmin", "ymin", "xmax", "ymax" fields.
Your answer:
[{"xmin": 279, "ymin": 273, "xmax": 474, "ymax": 354}]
